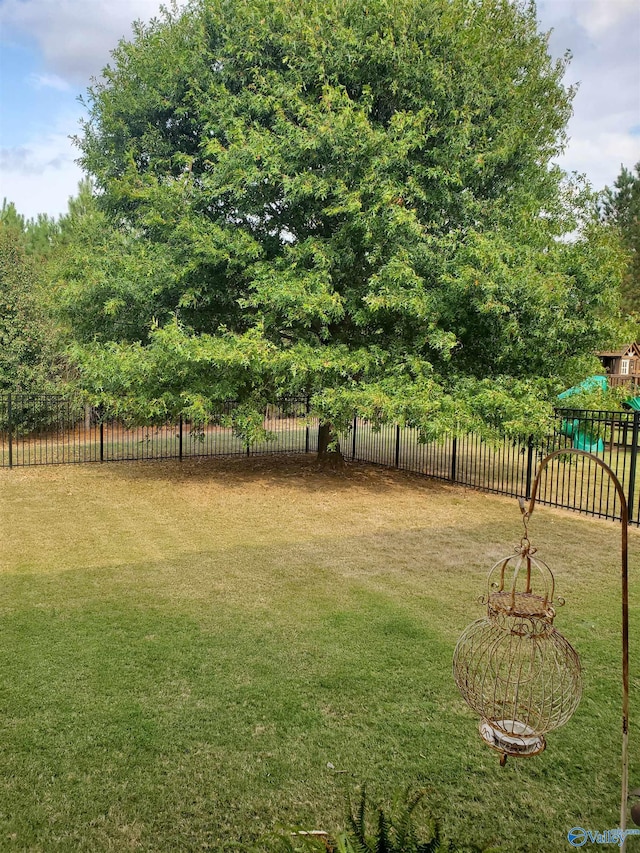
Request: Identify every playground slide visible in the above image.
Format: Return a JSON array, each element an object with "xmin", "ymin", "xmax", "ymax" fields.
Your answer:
[
  {"xmin": 558, "ymin": 376, "xmax": 606, "ymax": 453},
  {"xmin": 622, "ymin": 395, "xmax": 640, "ymax": 412},
  {"xmin": 557, "ymin": 375, "xmax": 609, "ymax": 401},
  {"xmin": 559, "ymin": 417, "xmax": 605, "ymax": 452}
]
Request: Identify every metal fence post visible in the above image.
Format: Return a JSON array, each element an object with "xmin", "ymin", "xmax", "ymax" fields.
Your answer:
[
  {"xmin": 525, "ymin": 435, "xmax": 535, "ymax": 499},
  {"xmin": 626, "ymin": 412, "xmax": 640, "ymax": 523},
  {"xmin": 395, "ymin": 424, "xmax": 401, "ymax": 468},
  {"xmin": 305, "ymin": 397, "xmax": 310, "ymax": 454},
  {"xmin": 7, "ymin": 392, "xmax": 13, "ymax": 469},
  {"xmin": 351, "ymin": 415, "xmax": 357, "ymax": 461},
  {"xmin": 451, "ymin": 435, "xmax": 457, "ymax": 482},
  {"xmin": 100, "ymin": 420, "xmax": 104, "ymax": 463},
  {"xmin": 179, "ymin": 415, "xmax": 183, "ymax": 461}
]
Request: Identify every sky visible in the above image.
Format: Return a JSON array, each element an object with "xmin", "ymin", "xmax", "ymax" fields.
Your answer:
[{"xmin": 0, "ymin": 0, "xmax": 639, "ymax": 221}]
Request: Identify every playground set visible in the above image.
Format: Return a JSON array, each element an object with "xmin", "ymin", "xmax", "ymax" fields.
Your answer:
[{"xmin": 558, "ymin": 375, "xmax": 640, "ymax": 454}]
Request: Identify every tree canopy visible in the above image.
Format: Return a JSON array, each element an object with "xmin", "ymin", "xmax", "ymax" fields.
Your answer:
[{"xmin": 63, "ymin": 0, "xmax": 625, "ymax": 440}]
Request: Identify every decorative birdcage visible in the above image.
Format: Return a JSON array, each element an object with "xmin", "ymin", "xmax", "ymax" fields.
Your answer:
[{"xmin": 453, "ymin": 526, "xmax": 582, "ymax": 763}]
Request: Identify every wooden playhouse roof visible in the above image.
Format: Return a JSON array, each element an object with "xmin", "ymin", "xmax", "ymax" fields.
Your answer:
[{"xmin": 596, "ymin": 343, "xmax": 640, "ymax": 359}]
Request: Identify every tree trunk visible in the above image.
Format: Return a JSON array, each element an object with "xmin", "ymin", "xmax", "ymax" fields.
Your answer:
[{"xmin": 317, "ymin": 421, "xmax": 344, "ymax": 470}]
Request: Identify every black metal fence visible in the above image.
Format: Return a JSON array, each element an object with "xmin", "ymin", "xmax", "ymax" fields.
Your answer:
[
  {"xmin": 0, "ymin": 395, "xmax": 316, "ymax": 467},
  {"xmin": 343, "ymin": 408, "xmax": 640, "ymax": 526},
  {"xmin": 2, "ymin": 394, "xmax": 639, "ymax": 526}
]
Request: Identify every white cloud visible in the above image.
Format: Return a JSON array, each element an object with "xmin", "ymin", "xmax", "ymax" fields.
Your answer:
[
  {"xmin": 0, "ymin": 0, "xmax": 188, "ymax": 86},
  {"xmin": 28, "ymin": 72, "xmax": 71, "ymax": 92},
  {"xmin": 576, "ymin": 0, "xmax": 640, "ymax": 38},
  {"xmin": 0, "ymin": 129, "xmax": 83, "ymax": 219},
  {"xmin": 556, "ymin": 129, "xmax": 640, "ymax": 189},
  {"xmin": 539, "ymin": 0, "xmax": 640, "ymax": 37}
]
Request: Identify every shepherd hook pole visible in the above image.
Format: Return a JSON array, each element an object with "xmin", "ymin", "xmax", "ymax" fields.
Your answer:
[{"xmin": 521, "ymin": 448, "xmax": 630, "ymax": 847}]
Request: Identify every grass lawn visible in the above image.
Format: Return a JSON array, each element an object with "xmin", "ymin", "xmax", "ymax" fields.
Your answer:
[{"xmin": 0, "ymin": 456, "xmax": 639, "ymax": 852}]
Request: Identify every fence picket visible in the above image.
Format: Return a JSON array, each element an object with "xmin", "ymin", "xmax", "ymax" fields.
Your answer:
[
  {"xmin": 627, "ymin": 412, "xmax": 640, "ymax": 524},
  {"xmin": 7, "ymin": 392, "xmax": 12, "ymax": 469},
  {"xmin": 525, "ymin": 435, "xmax": 534, "ymax": 499}
]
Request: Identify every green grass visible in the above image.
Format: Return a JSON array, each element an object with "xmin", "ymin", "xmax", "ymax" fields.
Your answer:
[{"xmin": 0, "ymin": 456, "xmax": 639, "ymax": 851}]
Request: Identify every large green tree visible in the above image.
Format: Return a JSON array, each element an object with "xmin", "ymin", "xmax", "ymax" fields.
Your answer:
[{"xmin": 65, "ymin": 0, "xmax": 625, "ymax": 442}]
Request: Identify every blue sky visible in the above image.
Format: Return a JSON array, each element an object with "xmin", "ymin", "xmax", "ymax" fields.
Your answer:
[{"xmin": 1, "ymin": 0, "xmax": 639, "ymax": 220}]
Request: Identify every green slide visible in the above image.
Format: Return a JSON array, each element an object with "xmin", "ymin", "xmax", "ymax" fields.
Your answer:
[
  {"xmin": 558, "ymin": 376, "xmax": 606, "ymax": 453},
  {"xmin": 623, "ymin": 395, "xmax": 640, "ymax": 412},
  {"xmin": 557, "ymin": 375, "xmax": 609, "ymax": 400}
]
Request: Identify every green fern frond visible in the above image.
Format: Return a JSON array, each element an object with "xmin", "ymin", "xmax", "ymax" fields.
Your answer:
[
  {"xmin": 395, "ymin": 787, "xmax": 427, "ymax": 850},
  {"xmin": 356, "ymin": 788, "xmax": 368, "ymax": 840},
  {"xmin": 375, "ymin": 807, "xmax": 392, "ymax": 853},
  {"xmin": 345, "ymin": 787, "xmax": 373, "ymax": 851},
  {"xmin": 333, "ymin": 834, "xmax": 362, "ymax": 853},
  {"xmin": 418, "ymin": 820, "xmax": 442, "ymax": 853}
]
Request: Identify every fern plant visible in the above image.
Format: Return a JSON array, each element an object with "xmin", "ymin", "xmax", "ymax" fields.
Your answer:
[
  {"xmin": 333, "ymin": 786, "xmax": 463, "ymax": 853},
  {"xmin": 271, "ymin": 787, "xmax": 500, "ymax": 853}
]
